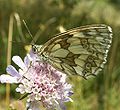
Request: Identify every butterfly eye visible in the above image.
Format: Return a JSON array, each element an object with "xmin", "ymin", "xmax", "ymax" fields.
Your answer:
[{"xmin": 32, "ymin": 45, "xmax": 38, "ymax": 53}]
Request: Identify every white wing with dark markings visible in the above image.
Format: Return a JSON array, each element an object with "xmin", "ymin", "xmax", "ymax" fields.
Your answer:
[{"xmin": 32, "ymin": 24, "xmax": 112, "ymax": 79}]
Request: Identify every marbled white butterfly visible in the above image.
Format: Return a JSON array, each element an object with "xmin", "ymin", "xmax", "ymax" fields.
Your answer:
[{"xmin": 32, "ymin": 24, "xmax": 112, "ymax": 79}]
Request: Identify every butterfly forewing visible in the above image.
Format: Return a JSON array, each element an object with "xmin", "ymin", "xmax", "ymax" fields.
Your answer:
[{"xmin": 37, "ymin": 24, "xmax": 112, "ymax": 79}]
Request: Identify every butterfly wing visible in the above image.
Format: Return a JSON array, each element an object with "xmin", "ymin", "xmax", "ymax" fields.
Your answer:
[{"xmin": 38, "ymin": 24, "xmax": 112, "ymax": 79}]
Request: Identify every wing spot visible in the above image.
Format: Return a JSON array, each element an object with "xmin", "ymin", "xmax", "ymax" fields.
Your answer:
[
  {"xmin": 73, "ymin": 32, "xmax": 85, "ymax": 37},
  {"xmin": 50, "ymin": 49, "xmax": 69, "ymax": 58},
  {"xmin": 51, "ymin": 44, "xmax": 61, "ymax": 52},
  {"xmin": 58, "ymin": 38, "xmax": 70, "ymax": 49}
]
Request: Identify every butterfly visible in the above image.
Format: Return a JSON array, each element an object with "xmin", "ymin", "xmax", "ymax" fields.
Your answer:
[{"xmin": 31, "ymin": 24, "xmax": 112, "ymax": 79}]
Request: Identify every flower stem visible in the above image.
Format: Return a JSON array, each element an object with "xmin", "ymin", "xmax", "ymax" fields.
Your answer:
[{"xmin": 6, "ymin": 13, "xmax": 14, "ymax": 108}]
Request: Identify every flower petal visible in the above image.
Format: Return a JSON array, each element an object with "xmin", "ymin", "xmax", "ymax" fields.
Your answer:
[
  {"xmin": 64, "ymin": 97, "xmax": 73, "ymax": 102},
  {"xmin": 6, "ymin": 65, "xmax": 21, "ymax": 77},
  {"xmin": 0, "ymin": 74, "xmax": 18, "ymax": 83},
  {"xmin": 54, "ymin": 100, "xmax": 63, "ymax": 110},
  {"xmin": 29, "ymin": 49, "xmax": 39, "ymax": 61},
  {"xmin": 29, "ymin": 49, "xmax": 37, "ymax": 59},
  {"xmin": 12, "ymin": 56, "xmax": 27, "ymax": 70},
  {"xmin": 59, "ymin": 102, "xmax": 66, "ymax": 110},
  {"xmin": 24, "ymin": 55, "xmax": 31, "ymax": 67}
]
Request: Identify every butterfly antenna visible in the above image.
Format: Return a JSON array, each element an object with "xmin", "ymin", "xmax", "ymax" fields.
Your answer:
[{"xmin": 22, "ymin": 20, "xmax": 35, "ymax": 44}]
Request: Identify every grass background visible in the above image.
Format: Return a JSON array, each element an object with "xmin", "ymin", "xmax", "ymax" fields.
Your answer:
[{"xmin": 0, "ymin": 0, "xmax": 120, "ymax": 110}]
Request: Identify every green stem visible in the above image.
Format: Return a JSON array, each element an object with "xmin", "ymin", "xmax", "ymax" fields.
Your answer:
[{"xmin": 6, "ymin": 14, "xmax": 14, "ymax": 108}]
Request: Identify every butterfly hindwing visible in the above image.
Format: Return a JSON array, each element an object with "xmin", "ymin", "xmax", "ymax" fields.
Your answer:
[{"xmin": 37, "ymin": 24, "xmax": 112, "ymax": 79}]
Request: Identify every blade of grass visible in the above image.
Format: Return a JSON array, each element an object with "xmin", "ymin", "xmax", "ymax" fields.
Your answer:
[{"xmin": 14, "ymin": 13, "xmax": 25, "ymax": 42}]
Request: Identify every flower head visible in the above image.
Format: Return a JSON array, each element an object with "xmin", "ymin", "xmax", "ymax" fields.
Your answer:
[{"xmin": 0, "ymin": 50, "xmax": 73, "ymax": 110}]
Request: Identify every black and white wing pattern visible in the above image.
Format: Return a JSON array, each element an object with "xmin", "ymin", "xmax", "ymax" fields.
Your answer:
[{"xmin": 37, "ymin": 24, "xmax": 112, "ymax": 79}]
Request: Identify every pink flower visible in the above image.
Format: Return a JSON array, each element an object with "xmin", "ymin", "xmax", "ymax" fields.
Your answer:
[{"xmin": 0, "ymin": 50, "xmax": 73, "ymax": 110}]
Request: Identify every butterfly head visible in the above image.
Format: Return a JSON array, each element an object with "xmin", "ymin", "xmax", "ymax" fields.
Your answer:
[
  {"xmin": 32, "ymin": 44, "xmax": 42, "ymax": 54},
  {"xmin": 32, "ymin": 44, "xmax": 49, "ymax": 62}
]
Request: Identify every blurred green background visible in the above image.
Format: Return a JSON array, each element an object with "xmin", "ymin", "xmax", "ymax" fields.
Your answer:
[{"xmin": 0, "ymin": 0, "xmax": 120, "ymax": 110}]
